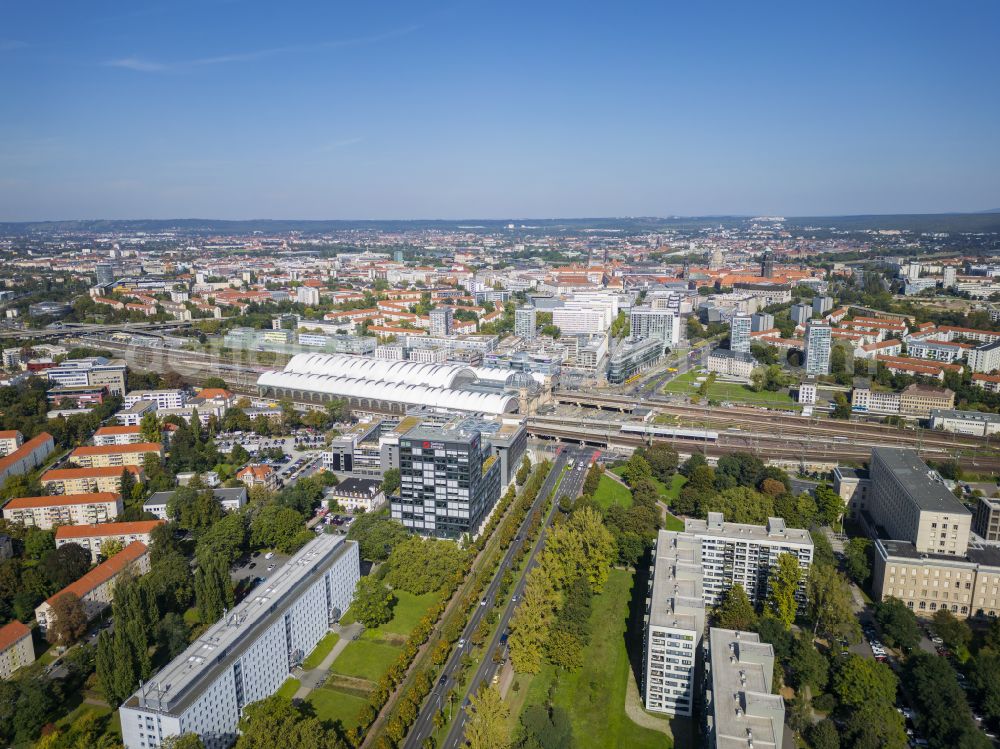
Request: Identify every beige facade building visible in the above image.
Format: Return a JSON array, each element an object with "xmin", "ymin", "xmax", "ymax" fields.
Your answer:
[
  {"xmin": 69, "ymin": 442, "xmax": 163, "ymax": 469},
  {"xmin": 867, "ymin": 447, "xmax": 971, "ymax": 556},
  {"xmin": 0, "ymin": 620, "xmax": 35, "ymax": 679},
  {"xmin": 898, "ymin": 384, "xmax": 955, "ymax": 419},
  {"xmin": 2, "ymin": 492, "xmax": 123, "ymax": 529},
  {"xmin": 41, "ymin": 465, "xmax": 142, "ymax": 495},
  {"xmin": 35, "ymin": 541, "xmax": 150, "ymax": 633},
  {"xmin": 833, "ymin": 465, "xmax": 871, "ymax": 521}
]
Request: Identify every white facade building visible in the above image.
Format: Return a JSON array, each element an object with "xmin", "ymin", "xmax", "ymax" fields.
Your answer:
[
  {"xmin": 729, "ymin": 314, "xmax": 752, "ymax": 354},
  {"xmin": 514, "ymin": 306, "xmax": 537, "ymax": 340},
  {"xmin": 124, "ymin": 390, "xmax": 188, "ymax": 410},
  {"xmin": 296, "ymin": 286, "xmax": 321, "ymax": 306},
  {"xmin": 630, "ymin": 307, "xmax": 681, "ymax": 347},
  {"xmin": 551, "ymin": 307, "xmax": 610, "ymax": 335},
  {"xmin": 120, "ymin": 534, "xmax": 359, "ymax": 749},
  {"xmin": 804, "ymin": 322, "xmax": 832, "ymax": 376}
]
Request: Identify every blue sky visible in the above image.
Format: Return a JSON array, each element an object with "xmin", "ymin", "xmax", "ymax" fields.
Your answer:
[{"xmin": 2, "ymin": 0, "xmax": 999, "ymax": 220}]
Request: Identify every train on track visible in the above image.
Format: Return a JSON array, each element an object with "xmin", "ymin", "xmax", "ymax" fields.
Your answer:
[{"xmin": 618, "ymin": 423, "xmax": 719, "ymax": 442}]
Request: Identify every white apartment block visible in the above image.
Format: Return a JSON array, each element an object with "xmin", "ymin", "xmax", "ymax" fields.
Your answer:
[
  {"xmin": 729, "ymin": 314, "xmax": 752, "ymax": 354},
  {"xmin": 3, "ymin": 492, "xmax": 123, "ymax": 529},
  {"xmin": 906, "ymin": 339, "xmax": 967, "ymax": 363},
  {"xmin": 969, "ymin": 341, "xmax": 1000, "ymax": 374},
  {"xmin": 552, "ymin": 307, "xmax": 612, "ymax": 334},
  {"xmin": 643, "ymin": 531, "xmax": 705, "ymax": 716},
  {"xmin": 0, "ymin": 430, "xmax": 22, "ymax": 456},
  {"xmin": 296, "ymin": 285, "xmax": 321, "ymax": 306},
  {"xmin": 125, "ymin": 390, "xmax": 188, "ymax": 410},
  {"xmin": 0, "ymin": 620, "xmax": 35, "ymax": 679},
  {"xmin": 120, "ymin": 535, "xmax": 359, "ymax": 749},
  {"xmin": 630, "ymin": 307, "xmax": 682, "ymax": 347},
  {"xmin": 642, "ymin": 518, "xmax": 812, "ymax": 717},
  {"xmin": 705, "ymin": 628, "xmax": 784, "ymax": 749},
  {"xmin": 93, "ymin": 425, "xmax": 146, "ymax": 446}
]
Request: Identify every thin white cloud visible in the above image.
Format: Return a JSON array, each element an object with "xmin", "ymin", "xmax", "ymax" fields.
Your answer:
[
  {"xmin": 321, "ymin": 137, "xmax": 364, "ymax": 151},
  {"xmin": 0, "ymin": 39, "xmax": 28, "ymax": 51},
  {"xmin": 103, "ymin": 24, "xmax": 421, "ymax": 73},
  {"xmin": 105, "ymin": 57, "xmax": 167, "ymax": 72}
]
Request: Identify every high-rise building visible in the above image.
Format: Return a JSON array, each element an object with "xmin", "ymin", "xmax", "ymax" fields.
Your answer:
[
  {"xmin": 729, "ymin": 315, "xmax": 752, "ymax": 354},
  {"xmin": 95, "ymin": 263, "xmax": 115, "ymax": 286},
  {"xmin": 390, "ymin": 421, "xmax": 502, "ymax": 539},
  {"xmin": 751, "ymin": 312, "xmax": 774, "ymax": 332},
  {"xmin": 394, "ymin": 250, "xmax": 404, "ymax": 262},
  {"xmin": 943, "ymin": 266, "xmax": 958, "ymax": 289},
  {"xmin": 120, "ymin": 534, "xmax": 359, "ymax": 749},
  {"xmin": 804, "ymin": 322, "xmax": 832, "ymax": 375},
  {"xmin": 429, "ymin": 307, "xmax": 453, "ymax": 337},
  {"xmin": 812, "ymin": 295, "xmax": 834, "ymax": 315},
  {"xmin": 705, "ymin": 629, "xmax": 784, "ymax": 749},
  {"xmin": 760, "ymin": 250, "xmax": 775, "ymax": 278},
  {"xmin": 296, "ymin": 285, "xmax": 320, "ymax": 306},
  {"xmin": 630, "ymin": 307, "xmax": 681, "ymax": 347},
  {"xmin": 642, "ymin": 517, "xmax": 811, "ymax": 716},
  {"xmin": 514, "ymin": 306, "xmax": 537, "ymax": 340},
  {"xmin": 790, "ymin": 303, "xmax": 813, "ymax": 326}
]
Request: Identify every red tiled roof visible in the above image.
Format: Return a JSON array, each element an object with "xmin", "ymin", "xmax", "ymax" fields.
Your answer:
[
  {"xmin": 0, "ymin": 620, "xmax": 30, "ymax": 651},
  {"xmin": 0, "ymin": 430, "xmax": 22, "ymax": 440},
  {"xmin": 55, "ymin": 520, "xmax": 163, "ymax": 539},
  {"xmin": 70, "ymin": 442, "xmax": 162, "ymax": 456},
  {"xmin": 42, "ymin": 465, "xmax": 141, "ymax": 481},
  {"xmin": 5, "ymin": 492, "xmax": 121, "ymax": 510},
  {"xmin": 0, "ymin": 432, "xmax": 54, "ymax": 476},
  {"xmin": 94, "ymin": 425, "xmax": 142, "ymax": 436},
  {"xmin": 44, "ymin": 541, "xmax": 148, "ymax": 606}
]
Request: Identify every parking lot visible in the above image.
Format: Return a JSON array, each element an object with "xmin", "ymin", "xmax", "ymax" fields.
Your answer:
[{"xmin": 231, "ymin": 549, "xmax": 292, "ymax": 588}]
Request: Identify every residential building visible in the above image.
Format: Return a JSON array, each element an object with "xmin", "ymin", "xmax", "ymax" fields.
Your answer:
[
  {"xmin": 790, "ymin": 303, "xmax": 812, "ymax": 325},
  {"xmin": 118, "ymin": 399, "xmax": 157, "ymax": 426},
  {"xmin": 69, "ymin": 442, "xmax": 163, "ymax": 468},
  {"xmin": 706, "ymin": 349, "xmax": 756, "ymax": 380},
  {"xmin": 124, "ymin": 389, "xmax": 187, "ymax": 410},
  {"xmin": 906, "ymin": 339, "xmax": 968, "ymax": 363},
  {"xmin": 729, "ymin": 314, "xmax": 752, "ymax": 354},
  {"xmin": 0, "ymin": 620, "xmax": 35, "ymax": 679},
  {"xmin": 812, "ymin": 295, "xmax": 834, "ymax": 315},
  {"xmin": 0, "ymin": 430, "xmax": 23, "ymax": 456},
  {"xmin": 36, "ymin": 541, "xmax": 150, "ymax": 633},
  {"xmin": 798, "ymin": 381, "xmax": 817, "ymax": 405},
  {"xmin": 705, "ymin": 628, "xmax": 784, "ymax": 749},
  {"xmin": 2, "ymin": 492, "xmax": 123, "ymax": 529},
  {"xmin": 296, "ymin": 285, "xmax": 320, "ymax": 306},
  {"xmin": 630, "ymin": 306, "xmax": 681, "ymax": 347},
  {"xmin": 56, "ymin": 520, "xmax": 165, "ymax": 562},
  {"xmin": 514, "ymin": 306, "xmax": 537, "ymax": 340},
  {"xmin": 95, "ymin": 263, "xmax": 115, "ymax": 286},
  {"xmin": 930, "ymin": 409, "xmax": 1000, "ymax": 437},
  {"xmin": 750, "ymin": 312, "xmax": 773, "ymax": 332},
  {"xmin": 898, "ymin": 384, "xmax": 955, "ymax": 419},
  {"xmin": 642, "ymin": 531, "xmax": 704, "ymax": 716},
  {"xmin": 551, "ymin": 307, "xmax": 610, "ymax": 335},
  {"xmin": 93, "ymin": 424, "xmax": 145, "ymax": 446},
  {"xmin": 390, "ymin": 421, "xmax": 501, "ymax": 539},
  {"xmin": 804, "ymin": 322, "xmax": 832, "ymax": 376},
  {"xmin": 429, "ymin": 307, "xmax": 453, "ymax": 336},
  {"xmin": 46, "ymin": 357, "xmax": 127, "ymax": 397},
  {"xmin": 42, "ymin": 465, "xmax": 142, "ymax": 495},
  {"xmin": 144, "ymin": 487, "xmax": 247, "ymax": 520},
  {"xmin": 683, "ymin": 514, "xmax": 813, "ymax": 607},
  {"xmin": 0, "ymin": 432, "xmax": 55, "ymax": 483},
  {"xmin": 973, "ymin": 496, "xmax": 1000, "ymax": 543},
  {"xmin": 326, "ymin": 477, "xmax": 385, "ymax": 512},
  {"xmin": 969, "ymin": 340, "xmax": 1000, "ymax": 374},
  {"xmin": 973, "ymin": 373, "xmax": 1000, "ymax": 393},
  {"xmin": 409, "ymin": 346, "xmax": 449, "ymax": 364},
  {"xmin": 833, "ymin": 466, "xmax": 871, "ymax": 521},
  {"xmin": 120, "ymin": 535, "xmax": 359, "ymax": 749},
  {"xmin": 866, "ymin": 447, "xmax": 971, "ymax": 556},
  {"xmin": 237, "ymin": 464, "xmax": 278, "ymax": 491}
]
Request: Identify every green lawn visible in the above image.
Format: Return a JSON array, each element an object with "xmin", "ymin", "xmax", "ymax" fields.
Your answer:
[
  {"xmin": 662, "ymin": 474, "xmax": 687, "ymax": 502},
  {"xmin": 303, "ymin": 632, "xmax": 339, "ymax": 670},
  {"xmin": 329, "ymin": 640, "xmax": 400, "ymax": 682},
  {"xmin": 512, "ymin": 569, "xmax": 672, "ymax": 749},
  {"xmin": 307, "ymin": 686, "xmax": 368, "ymax": 728},
  {"xmin": 593, "ymin": 474, "xmax": 633, "ymax": 510},
  {"xmin": 365, "ymin": 589, "xmax": 442, "ymax": 639},
  {"xmin": 663, "ymin": 512, "xmax": 685, "ymax": 531},
  {"xmin": 275, "ymin": 677, "xmax": 300, "ymax": 699},
  {"xmin": 663, "ymin": 369, "xmax": 797, "ymax": 408}
]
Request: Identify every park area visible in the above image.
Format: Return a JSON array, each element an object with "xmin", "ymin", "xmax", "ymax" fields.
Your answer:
[
  {"xmin": 506, "ymin": 568, "xmax": 675, "ymax": 749},
  {"xmin": 662, "ymin": 369, "xmax": 798, "ymax": 409},
  {"xmin": 604, "ymin": 470, "xmax": 686, "ymax": 530},
  {"xmin": 305, "ymin": 588, "xmax": 443, "ymax": 728}
]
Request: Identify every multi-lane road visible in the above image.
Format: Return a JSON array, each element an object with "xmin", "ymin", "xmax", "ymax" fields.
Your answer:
[{"xmin": 403, "ymin": 446, "xmax": 593, "ymax": 749}]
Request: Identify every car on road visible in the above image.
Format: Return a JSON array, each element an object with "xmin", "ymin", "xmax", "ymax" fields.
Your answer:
[
  {"xmin": 265, "ymin": 551, "xmax": 275, "ymax": 560},
  {"xmin": 480, "ymin": 599, "xmax": 487, "ymax": 606},
  {"xmin": 438, "ymin": 675, "xmax": 447, "ymax": 686},
  {"xmin": 457, "ymin": 638, "xmax": 466, "ymax": 648},
  {"xmin": 267, "ymin": 564, "xmax": 276, "ymax": 571},
  {"xmin": 249, "ymin": 562, "xmax": 256, "ymax": 569}
]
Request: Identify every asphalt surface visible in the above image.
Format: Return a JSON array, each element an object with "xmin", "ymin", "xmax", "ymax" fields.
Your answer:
[{"xmin": 403, "ymin": 445, "xmax": 594, "ymax": 749}]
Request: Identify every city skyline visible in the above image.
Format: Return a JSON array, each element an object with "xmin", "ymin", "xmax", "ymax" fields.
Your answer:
[{"xmin": 2, "ymin": 0, "xmax": 999, "ymax": 220}]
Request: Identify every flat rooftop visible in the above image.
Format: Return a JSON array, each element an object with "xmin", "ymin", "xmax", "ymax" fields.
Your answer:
[
  {"xmin": 709, "ymin": 628, "xmax": 784, "ymax": 749},
  {"xmin": 648, "ymin": 530, "xmax": 705, "ymax": 632},
  {"xmin": 685, "ymin": 514, "xmax": 813, "ymax": 547},
  {"xmin": 872, "ymin": 447, "xmax": 971, "ymax": 516},
  {"xmin": 126, "ymin": 533, "xmax": 354, "ymax": 716}
]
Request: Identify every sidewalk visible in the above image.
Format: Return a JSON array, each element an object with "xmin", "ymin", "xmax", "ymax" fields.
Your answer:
[{"xmin": 293, "ymin": 622, "xmax": 364, "ymax": 700}]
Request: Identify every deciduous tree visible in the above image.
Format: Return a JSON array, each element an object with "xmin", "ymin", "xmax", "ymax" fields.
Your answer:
[{"xmin": 766, "ymin": 552, "xmax": 801, "ymax": 628}]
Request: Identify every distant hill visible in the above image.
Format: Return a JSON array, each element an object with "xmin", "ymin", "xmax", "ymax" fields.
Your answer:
[
  {"xmin": 785, "ymin": 213, "xmax": 1000, "ymax": 233},
  {"xmin": 1, "ymin": 213, "xmax": 999, "ymax": 236}
]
